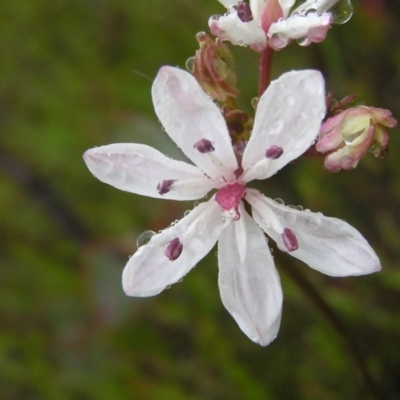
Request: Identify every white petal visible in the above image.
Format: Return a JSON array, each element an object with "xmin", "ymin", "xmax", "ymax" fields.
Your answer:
[
  {"xmin": 217, "ymin": 0, "xmax": 239, "ymax": 7},
  {"xmin": 267, "ymin": 12, "xmax": 332, "ymax": 50},
  {"xmin": 123, "ymin": 199, "xmax": 228, "ymax": 296},
  {"xmin": 246, "ymin": 189, "xmax": 381, "ymax": 277},
  {"xmin": 83, "ymin": 143, "xmax": 216, "ymax": 200},
  {"xmin": 152, "ymin": 66, "xmax": 238, "ymax": 183},
  {"xmin": 278, "ymin": 0, "xmax": 296, "ymax": 16},
  {"xmin": 292, "ymin": 0, "xmax": 338, "ymax": 14},
  {"xmin": 209, "ymin": 13, "xmax": 267, "ymax": 51},
  {"xmin": 250, "ymin": 0, "xmax": 267, "ymax": 21},
  {"xmin": 241, "ymin": 70, "xmax": 325, "ymax": 182},
  {"xmin": 218, "ymin": 203, "xmax": 283, "ymax": 346}
]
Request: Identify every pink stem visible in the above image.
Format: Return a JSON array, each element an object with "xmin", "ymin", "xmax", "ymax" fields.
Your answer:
[{"xmin": 258, "ymin": 46, "xmax": 274, "ymax": 97}]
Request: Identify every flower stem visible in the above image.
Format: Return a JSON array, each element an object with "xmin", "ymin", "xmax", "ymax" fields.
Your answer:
[
  {"xmin": 278, "ymin": 258, "xmax": 382, "ymax": 400},
  {"xmin": 258, "ymin": 47, "xmax": 274, "ymax": 97}
]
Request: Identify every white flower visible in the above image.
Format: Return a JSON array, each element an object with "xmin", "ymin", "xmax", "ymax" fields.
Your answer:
[
  {"xmin": 209, "ymin": 0, "xmax": 351, "ymax": 51},
  {"xmin": 83, "ymin": 66, "xmax": 380, "ymax": 346}
]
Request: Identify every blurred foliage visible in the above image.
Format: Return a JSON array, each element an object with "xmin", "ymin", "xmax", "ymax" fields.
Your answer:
[{"xmin": 1, "ymin": 0, "xmax": 400, "ymax": 399}]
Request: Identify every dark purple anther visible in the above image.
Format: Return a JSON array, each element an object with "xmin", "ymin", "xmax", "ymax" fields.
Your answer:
[
  {"xmin": 281, "ymin": 228, "xmax": 298, "ymax": 252},
  {"xmin": 237, "ymin": 1, "xmax": 253, "ymax": 22},
  {"xmin": 157, "ymin": 179, "xmax": 175, "ymax": 195},
  {"xmin": 165, "ymin": 237, "xmax": 183, "ymax": 261},
  {"xmin": 265, "ymin": 145, "xmax": 284, "ymax": 159},
  {"xmin": 194, "ymin": 139, "xmax": 215, "ymax": 153}
]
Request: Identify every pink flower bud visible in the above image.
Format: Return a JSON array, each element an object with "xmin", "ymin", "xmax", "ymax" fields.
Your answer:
[{"xmin": 316, "ymin": 106, "xmax": 397, "ymax": 172}]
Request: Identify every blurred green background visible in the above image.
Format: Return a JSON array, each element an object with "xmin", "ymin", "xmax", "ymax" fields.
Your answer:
[{"xmin": 1, "ymin": 0, "xmax": 399, "ymax": 399}]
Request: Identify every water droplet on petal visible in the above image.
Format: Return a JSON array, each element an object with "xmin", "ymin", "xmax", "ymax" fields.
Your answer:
[
  {"xmin": 256, "ymin": 165, "xmax": 266, "ymax": 175},
  {"xmin": 339, "ymin": 220, "xmax": 347, "ymax": 231},
  {"xmin": 329, "ymin": 0, "xmax": 353, "ymax": 24},
  {"xmin": 268, "ymin": 119, "xmax": 284, "ymax": 135},
  {"xmin": 296, "ymin": 37, "xmax": 310, "ymax": 47},
  {"xmin": 284, "ymin": 95, "xmax": 296, "ymax": 106},
  {"xmin": 305, "ymin": 216, "xmax": 319, "ymax": 230},
  {"xmin": 274, "ymin": 198, "xmax": 285, "ymax": 205},
  {"xmin": 284, "ymin": 212, "xmax": 297, "ymax": 224},
  {"xmin": 113, "ymin": 169, "xmax": 126, "ymax": 185},
  {"xmin": 185, "ymin": 57, "xmax": 195, "ymax": 72},
  {"xmin": 173, "ymin": 120, "xmax": 184, "ymax": 131},
  {"xmin": 137, "ymin": 230, "xmax": 156, "ymax": 248},
  {"xmin": 343, "ymin": 128, "xmax": 365, "ymax": 145},
  {"xmin": 194, "ymin": 219, "xmax": 206, "ymax": 234}
]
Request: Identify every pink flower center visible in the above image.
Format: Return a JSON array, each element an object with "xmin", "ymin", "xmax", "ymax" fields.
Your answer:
[{"xmin": 215, "ymin": 182, "xmax": 246, "ymax": 220}]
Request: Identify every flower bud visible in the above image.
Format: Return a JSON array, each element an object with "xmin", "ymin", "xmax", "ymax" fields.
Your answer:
[
  {"xmin": 316, "ymin": 106, "xmax": 397, "ymax": 172},
  {"xmin": 189, "ymin": 32, "xmax": 239, "ymax": 102}
]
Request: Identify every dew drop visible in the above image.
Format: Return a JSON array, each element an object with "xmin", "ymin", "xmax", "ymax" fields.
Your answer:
[
  {"xmin": 274, "ymin": 198, "xmax": 285, "ymax": 205},
  {"xmin": 305, "ymin": 216, "xmax": 319, "ymax": 230},
  {"xmin": 210, "ymin": 14, "xmax": 221, "ymax": 21},
  {"xmin": 95, "ymin": 158, "xmax": 114, "ymax": 175},
  {"xmin": 113, "ymin": 169, "xmax": 127, "ymax": 185},
  {"xmin": 194, "ymin": 219, "xmax": 206, "ymax": 234},
  {"xmin": 296, "ymin": 37, "xmax": 310, "ymax": 47},
  {"xmin": 256, "ymin": 165, "xmax": 266, "ymax": 175},
  {"xmin": 329, "ymin": 0, "xmax": 353, "ymax": 24},
  {"xmin": 284, "ymin": 95, "xmax": 296, "ymax": 106},
  {"xmin": 191, "ymin": 237, "xmax": 205, "ymax": 252},
  {"xmin": 343, "ymin": 128, "xmax": 365, "ymax": 145},
  {"xmin": 268, "ymin": 118, "xmax": 284, "ymax": 135},
  {"xmin": 284, "ymin": 212, "xmax": 297, "ymax": 224},
  {"xmin": 136, "ymin": 230, "xmax": 156, "ymax": 248},
  {"xmin": 251, "ymin": 97, "xmax": 259, "ymax": 109},
  {"xmin": 185, "ymin": 57, "xmax": 195, "ymax": 73},
  {"xmin": 300, "ymin": 111, "xmax": 308, "ymax": 119},
  {"xmin": 184, "ymin": 210, "xmax": 191, "ymax": 217}
]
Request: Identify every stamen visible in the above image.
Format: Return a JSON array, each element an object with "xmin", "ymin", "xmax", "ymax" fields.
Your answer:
[
  {"xmin": 237, "ymin": 1, "xmax": 253, "ymax": 22},
  {"xmin": 281, "ymin": 228, "xmax": 298, "ymax": 252},
  {"xmin": 165, "ymin": 238, "xmax": 183, "ymax": 261},
  {"xmin": 194, "ymin": 139, "xmax": 215, "ymax": 153},
  {"xmin": 265, "ymin": 145, "xmax": 284, "ymax": 159},
  {"xmin": 157, "ymin": 179, "xmax": 175, "ymax": 195}
]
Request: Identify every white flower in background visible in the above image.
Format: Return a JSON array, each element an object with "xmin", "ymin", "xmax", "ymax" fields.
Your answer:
[
  {"xmin": 83, "ymin": 66, "xmax": 380, "ymax": 346},
  {"xmin": 209, "ymin": 0, "xmax": 353, "ymax": 51}
]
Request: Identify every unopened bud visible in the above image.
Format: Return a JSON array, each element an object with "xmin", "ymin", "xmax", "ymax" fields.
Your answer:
[
  {"xmin": 316, "ymin": 105, "xmax": 397, "ymax": 172},
  {"xmin": 189, "ymin": 32, "xmax": 239, "ymax": 102}
]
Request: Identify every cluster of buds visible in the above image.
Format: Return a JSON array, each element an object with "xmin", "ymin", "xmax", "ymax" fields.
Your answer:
[
  {"xmin": 316, "ymin": 97, "xmax": 397, "ymax": 172},
  {"xmin": 188, "ymin": 32, "xmax": 239, "ymax": 102},
  {"xmin": 222, "ymin": 106, "xmax": 253, "ymax": 155}
]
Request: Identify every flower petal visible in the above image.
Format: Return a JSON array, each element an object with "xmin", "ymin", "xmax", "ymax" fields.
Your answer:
[
  {"xmin": 152, "ymin": 66, "xmax": 238, "ymax": 183},
  {"xmin": 123, "ymin": 198, "xmax": 228, "ymax": 296},
  {"xmin": 246, "ymin": 189, "xmax": 381, "ymax": 277},
  {"xmin": 267, "ymin": 12, "xmax": 332, "ymax": 50},
  {"xmin": 218, "ymin": 202, "xmax": 283, "ymax": 346},
  {"xmin": 278, "ymin": 0, "xmax": 296, "ymax": 16},
  {"xmin": 291, "ymin": 0, "xmax": 338, "ymax": 14},
  {"xmin": 209, "ymin": 13, "xmax": 267, "ymax": 51},
  {"xmin": 83, "ymin": 143, "xmax": 216, "ymax": 200},
  {"xmin": 217, "ymin": 0, "xmax": 238, "ymax": 7},
  {"xmin": 241, "ymin": 70, "xmax": 326, "ymax": 182}
]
